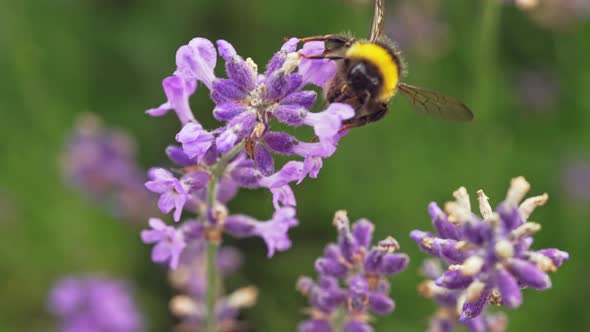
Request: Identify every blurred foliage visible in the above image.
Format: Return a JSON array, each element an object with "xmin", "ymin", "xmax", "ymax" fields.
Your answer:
[{"xmin": 1, "ymin": 0, "xmax": 589, "ymax": 331}]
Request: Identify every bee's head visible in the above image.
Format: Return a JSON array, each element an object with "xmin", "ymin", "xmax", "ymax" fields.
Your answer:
[{"xmin": 323, "ymin": 35, "xmax": 355, "ymax": 55}]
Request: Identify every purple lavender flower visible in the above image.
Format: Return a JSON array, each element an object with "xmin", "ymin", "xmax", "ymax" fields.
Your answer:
[
  {"xmin": 225, "ymin": 207, "xmax": 299, "ymax": 257},
  {"xmin": 151, "ymin": 36, "xmax": 351, "ymax": 177},
  {"xmin": 143, "ymin": 36, "xmax": 353, "ymax": 229},
  {"xmin": 176, "ymin": 122, "xmax": 215, "ymax": 160},
  {"xmin": 145, "ymin": 168, "xmax": 209, "ymax": 222},
  {"xmin": 418, "ymin": 259, "xmax": 508, "ymax": 332},
  {"xmin": 62, "ymin": 113, "xmax": 156, "ymax": 222},
  {"xmin": 142, "ymin": 35, "xmax": 354, "ymax": 330},
  {"xmin": 48, "ymin": 276, "xmax": 144, "ymax": 332},
  {"xmin": 297, "ymin": 211, "xmax": 409, "ymax": 331},
  {"xmin": 146, "ymin": 75, "xmax": 197, "ymax": 125},
  {"xmin": 141, "ymin": 218, "xmax": 189, "ymax": 269},
  {"xmin": 411, "ymin": 177, "xmax": 569, "ymax": 322}
]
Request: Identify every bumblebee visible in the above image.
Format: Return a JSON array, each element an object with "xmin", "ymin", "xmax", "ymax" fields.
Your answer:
[{"xmin": 298, "ymin": 0, "xmax": 473, "ymax": 129}]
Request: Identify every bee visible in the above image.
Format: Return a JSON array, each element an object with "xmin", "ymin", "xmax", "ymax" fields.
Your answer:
[{"xmin": 298, "ymin": 0, "xmax": 473, "ymax": 129}]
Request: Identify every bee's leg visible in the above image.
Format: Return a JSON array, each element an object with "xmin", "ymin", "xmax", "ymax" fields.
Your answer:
[
  {"xmin": 296, "ymin": 35, "xmax": 349, "ymax": 44},
  {"xmin": 300, "ymin": 54, "xmax": 344, "ymax": 60},
  {"xmin": 296, "ymin": 35, "xmax": 354, "ymax": 55},
  {"xmin": 364, "ymin": 103, "xmax": 389, "ymax": 124},
  {"xmin": 297, "ymin": 35, "xmax": 330, "ymax": 43}
]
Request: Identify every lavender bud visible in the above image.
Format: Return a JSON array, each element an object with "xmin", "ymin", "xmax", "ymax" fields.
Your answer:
[
  {"xmin": 538, "ymin": 248, "xmax": 570, "ymax": 268},
  {"xmin": 495, "ymin": 267, "xmax": 522, "ymax": 308},
  {"xmin": 263, "ymin": 132, "xmax": 297, "ymax": 154},
  {"xmin": 436, "ymin": 269, "xmax": 474, "ymax": 289},
  {"xmin": 352, "ymin": 219, "xmax": 374, "ymax": 248},
  {"xmin": 508, "ymin": 258, "xmax": 551, "ymax": 290},
  {"xmin": 368, "ymin": 292, "xmax": 395, "ymax": 314}
]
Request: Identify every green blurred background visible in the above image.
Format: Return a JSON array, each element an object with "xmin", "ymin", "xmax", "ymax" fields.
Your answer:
[{"xmin": 1, "ymin": 0, "xmax": 589, "ymax": 331}]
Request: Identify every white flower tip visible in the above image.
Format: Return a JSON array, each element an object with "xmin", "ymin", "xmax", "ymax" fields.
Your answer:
[
  {"xmin": 333, "ymin": 210, "xmax": 349, "ymax": 228},
  {"xmin": 252, "ymin": 122, "xmax": 266, "ymax": 139},
  {"xmin": 516, "ymin": 0, "xmax": 539, "ymax": 10},
  {"xmin": 495, "ymin": 240, "xmax": 514, "ymax": 259},
  {"xmin": 519, "ymin": 193, "xmax": 549, "ymax": 220},
  {"xmin": 456, "ymin": 293, "xmax": 467, "ymax": 315},
  {"xmin": 245, "ymin": 57, "xmax": 258, "ymax": 73},
  {"xmin": 511, "ymin": 222, "xmax": 542, "ymax": 239},
  {"xmin": 477, "ymin": 189, "xmax": 494, "ymax": 220},
  {"xmin": 466, "ymin": 280, "xmax": 486, "ymax": 302},
  {"xmin": 169, "ymin": 295, "xmax": 201, "ymax": 317},
  {"xmin": 227, "ymin": 286, "xmax": 259, "ymax": 309},
  {"xmin": 418, "ymin": 281, "xmax": 441, "ymax": 298},
  {"xmin": 453, "ymin": 187, "xmax": 471, "ymax": 212},
  {"xmin": 506, "ymin": 176, "xmax": 530, "ymax": 205},
  {"xmin": 449, "ymin": 264, "xmax": 463, "ymax": 271},
  {"xmin": 444, "ymin": 201, "xmax": 470, "ymax": 224},
  {"xmin": 530, "ymin": 252, "xmax": 557, "ymax": 272},
  {"xmin": 379, "ymin": 236, "xmax": 400, "ymax": 253},
  {"xmin": 462, "ymin": 256, "xmax": 484, "ymax": 276},
  {"xmin": 281, "ymin": 52, "xmax": 302, "ymax": 74},
  {"xmin": 210, "ymin": 202, "xmax": 229, "ymax": 225}
]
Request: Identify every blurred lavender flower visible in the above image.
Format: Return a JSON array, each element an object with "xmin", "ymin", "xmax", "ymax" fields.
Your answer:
[
  {"xmin": 297, "ymin": 211, "xmax": 409, "ymax": 331},
  {"xmin": 514, "ymin": 68, "xmax": 559, "ymax": 113},
  {"xmin": 167, "ymin": 241, "xmax": 257, "ymax": 332},
  {"xmin": 561, "ymin": 158, "xmax": 590, "ymax": 205},
  {"xmin": 61, "ymin": 113, "xmax": 156, "ymax": 222},
  {"xmin": 386, "ymin": 0, "xmax": 451, "ymax": 59},
  {"xmin": 48, "ymin": 276, "xmax": 144, "ymax": 332},
  {"xmin": 411, "ymin": 177, "xmax": 569, "ymax": 322},
  {"xmin": 504, "ymin": 0, "xmax": 590, "ymax": 29},
  {"xmin": 418, "ymin": 259, "xmax": 508, "ymax": 332}
]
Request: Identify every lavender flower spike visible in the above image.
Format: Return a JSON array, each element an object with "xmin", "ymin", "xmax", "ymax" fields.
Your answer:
[
  {"xmin": 411, "ymin": 176, "xmax": 569, "ymax": 323},
  {"xmin": 298, "ymin": 211, "xmax": 409, "ymax": 331},
  {"xmin": 141, "ymin": 35, "xmax": 354, "ymax": 330},
  {"xmin": 48, "ymin": 276, "xmax": 144, "ymax": 332},
  {"xmin": 417, "ymin": 259, "xmax": 508, "ymax": 332}
]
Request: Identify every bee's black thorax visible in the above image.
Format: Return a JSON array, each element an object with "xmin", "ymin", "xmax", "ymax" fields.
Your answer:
[{"xmin": 346, "ymin": 59, "xmax": 383, "ymax": 97}]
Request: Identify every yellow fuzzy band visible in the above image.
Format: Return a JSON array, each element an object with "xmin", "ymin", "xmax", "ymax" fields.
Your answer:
[{"xmin": 346, "ymin": 42, "xmax": 399, "ymax": 101}]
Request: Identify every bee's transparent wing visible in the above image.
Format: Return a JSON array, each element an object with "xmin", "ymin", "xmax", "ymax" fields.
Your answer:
[
  {"xmin": 397, "ymin": 83, "xmax": 474, "ymax": 122},
  {"xmin": 369, "ymin": 0, "xmax": 385, "ymax": 41}
]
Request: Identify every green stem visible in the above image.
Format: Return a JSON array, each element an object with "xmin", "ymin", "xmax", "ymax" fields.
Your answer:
[
  {"xmin": 474, "ymin": 0, "xmax": 501, "ymax": 116},
  {"xmin": 205, "ymin": 241, "xmax": 219, "ymax": 332},
  {"xmin": 204, "ymin": 140, "xmax": 245, "ymax": 332},
  {"xmin": 332, "ymin": 308, "xmax": 346, "ymax": 332},
  {"xmin": 212, "ymin": 140, "xmax": 246, "ymax": 178}
]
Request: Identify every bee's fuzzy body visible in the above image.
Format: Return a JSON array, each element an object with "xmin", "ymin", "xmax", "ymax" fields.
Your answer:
[{"xmin": 325, "ymin": 38, "xmax": 405, "ymax": 127}]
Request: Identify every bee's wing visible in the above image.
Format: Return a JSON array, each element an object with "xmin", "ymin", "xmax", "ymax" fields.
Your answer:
[
  {"xmin": 397, "ymin": 83, "xmax": 474, "ymax": 122},
  {"xmin": 369, "ymin": 0, "xmax": 385, "ymax": 41}
]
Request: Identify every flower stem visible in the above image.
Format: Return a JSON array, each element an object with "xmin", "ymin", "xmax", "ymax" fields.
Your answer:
[
  {"xmin": 204, "ymin": 140, "xmax": 245, "ymax": 332},
  {"xmin": 332, "ymin": 308, "xmax": 346, "ymax": 332},
  {"xmin": 205, "ymin": 240, "xmax": 219, "ymax": 332},
  {"xmin": 474, "ymin": 0, "xmax": 501, "ymax": 117},
  {"xmin": 212, "ymin": 140, "xmax": 246, "ymax": 178}
]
